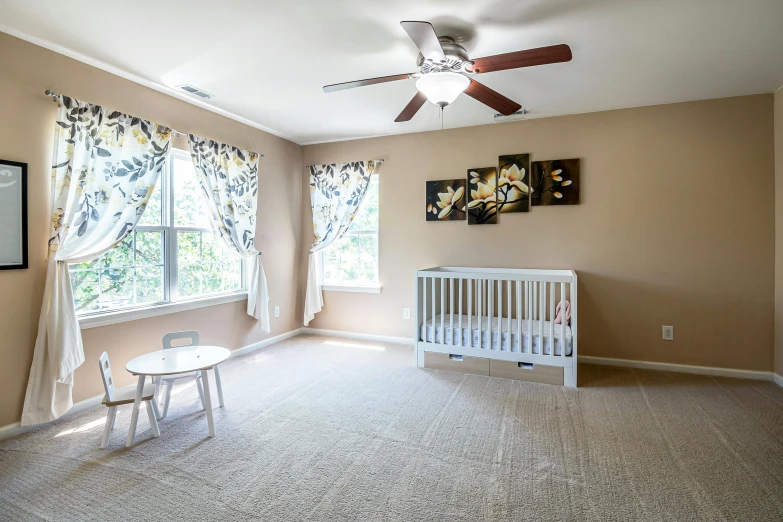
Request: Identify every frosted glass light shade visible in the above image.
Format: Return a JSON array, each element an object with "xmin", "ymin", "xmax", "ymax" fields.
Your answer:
[{"xmin": 416, "ymin": 72, "xmax": 470, "ymax": 107}]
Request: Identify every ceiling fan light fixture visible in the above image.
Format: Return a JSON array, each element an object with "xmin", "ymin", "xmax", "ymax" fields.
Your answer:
[{"xmin": 416, "ymin": 72, "xmax": 470, "ymax": 107}]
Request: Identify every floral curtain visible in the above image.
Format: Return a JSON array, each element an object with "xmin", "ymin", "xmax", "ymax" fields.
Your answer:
[
  {"xmin": 304, "ymin": 160, "xmax": 379, "ymax": 325},
  {"xmin": 22, "ymin": 95, "xmax": 171, "ymax": 426},
  {"xmin": 188, "ymin": 135, "xmax": 269, "ymax": 332}
]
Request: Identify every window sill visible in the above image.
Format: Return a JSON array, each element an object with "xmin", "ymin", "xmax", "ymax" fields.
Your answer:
[
  {"xmin": 322, "ymin": 284, "xmax": 382, "ymax": 294},
  {"xmin": 78, "ymin": 292, "xmax": 248, "ymax": 329}
]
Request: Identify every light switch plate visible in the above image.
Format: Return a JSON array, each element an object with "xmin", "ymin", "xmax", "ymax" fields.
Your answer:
[
  {"xmin": 662, "ymin": 325, "xmax": 673, "ymax": 341},
  {"xmin": 274, "ymin": 306, "xmax": 280, "ymax": 318},
  {"xmin": 403, "ymin": 308, "xmax": 411, "ymax": 320}
]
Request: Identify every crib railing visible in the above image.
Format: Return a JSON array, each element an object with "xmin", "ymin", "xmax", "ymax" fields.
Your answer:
[{"xmin": 415, "ymin": 267, "xmax": 577, "ymax": 386}]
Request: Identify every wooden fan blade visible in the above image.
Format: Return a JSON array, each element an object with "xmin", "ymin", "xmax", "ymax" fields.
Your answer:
[
  {"xmin": 324, "ymin": 73, "xmax": 411, "ymax": 93},
  {"xmin": 464, "ymin": 80, "xmax": 521, "ymax": 116},
  {"xmin": 400, "ymin": 21, "xmax": 446, "ymax": 62},
  {"xmin": 395, "ymin": 92, "xmax": 428, "ymax": 122},
  {"xmin": 468, "ymin": 44, "xmax": 572, "ymax": 74}
]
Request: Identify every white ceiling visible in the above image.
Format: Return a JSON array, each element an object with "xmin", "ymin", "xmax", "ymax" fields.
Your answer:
[{"xmin": 2, "ymin": 0, "xmax": 782, "ymax": 145}]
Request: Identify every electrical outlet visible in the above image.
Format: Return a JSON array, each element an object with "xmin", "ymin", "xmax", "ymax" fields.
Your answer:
[
  {"xmin": 662, "ymin": 325, "xmax": 673, "ymax": 341},
  {"xmin": 274, "ymin": 306, "xmax": 280, "ymax": 318},
  {"xmin": 403, "ymin": 308, "xmax": 411, "ymax": 320}
]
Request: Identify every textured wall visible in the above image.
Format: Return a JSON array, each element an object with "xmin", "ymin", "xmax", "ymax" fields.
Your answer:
[{"xmin": 303, "ymin": 95, "xmax": 775, "ymax": 372}]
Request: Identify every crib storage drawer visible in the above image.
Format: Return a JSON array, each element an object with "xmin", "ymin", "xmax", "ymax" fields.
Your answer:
[
  {"xmin": 423, "ymin": 352, "xmax": 489, "ymax": 376},
  {"xmin": 489, "ymin": 360, "xmax": 564, "ymax": 385}
]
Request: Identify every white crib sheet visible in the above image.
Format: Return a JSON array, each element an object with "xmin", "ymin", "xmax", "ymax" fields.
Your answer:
[{"xmin": 420, "ymin": 314, "xmax": 573, "ymax": 356}]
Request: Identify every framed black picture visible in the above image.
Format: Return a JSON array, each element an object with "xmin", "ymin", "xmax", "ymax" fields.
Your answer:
[{"xmin": 0, "ymin": 159, "xmax": 28, "ymax": 270}]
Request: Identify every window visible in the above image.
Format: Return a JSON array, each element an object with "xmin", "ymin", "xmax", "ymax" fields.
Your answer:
[
  {"xmin": 70, "ymin": 149, "xmax": 244, "ymax": 316},
  {"xmin": 321, "ymin": 175, "xmax": 379, "ymax": 289}
]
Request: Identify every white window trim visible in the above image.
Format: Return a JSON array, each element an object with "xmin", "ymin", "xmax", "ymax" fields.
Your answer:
[
  {"xmin": 321, "ymin": 174, "xmax": 380, "ymax": 293},
  {"xmin": 74, "ymin": 148, "xmax": 246, "ymax": 324},
  {"xmin": 79, "ymin": 291, "xmax": 248, "ymax": 329},
  {"xmin": 322, "ymin": 284, "xmax": 381, "ymax": 294}
]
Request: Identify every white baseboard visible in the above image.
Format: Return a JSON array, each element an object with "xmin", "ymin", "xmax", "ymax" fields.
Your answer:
[
  {"xmin": 230, "ymin": 328, "xmax": 303, "ymax": 358},
  {"xmin": 0, "ymin": 393, "xmax": 105, "ymax": 442},
  {"xmin": 774, "ymin": 373, "xmax": 783, "ymax": 388},
  {"xmin": 0, "ymin": 328, "xmax": 302, "ymax": 442},
  {"xmin": 301, "ymin": 327, "xmax": 414, "ymax": 345},
  {"xmin": 579, "ymin": 355, "xmax": 774, "ymax": 382}
]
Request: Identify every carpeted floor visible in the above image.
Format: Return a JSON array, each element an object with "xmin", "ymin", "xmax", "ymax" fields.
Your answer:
[{"xmin": 1, "ymin": 335, "xmax": 782, "ymax": 521}]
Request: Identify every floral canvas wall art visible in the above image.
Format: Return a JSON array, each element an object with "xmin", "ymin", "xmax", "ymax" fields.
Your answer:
[
  {"xmin": 426, "ymin": 179, "xmax": 466, "ymax": 221},
  {"xmin": 498, "ymin": 154, "xmax": 530, "ymax": 213},
  {"xmin": 531, "ymin": 159, "xmax": 580, "ymax": 206},
  {"xmin": 467, "ymin": 167, "xmax": 498, "ymax": 225}
]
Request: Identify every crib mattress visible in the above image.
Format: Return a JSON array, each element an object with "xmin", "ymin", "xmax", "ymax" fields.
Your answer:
[{"xmin": 420, "ymin": 314, "xmax": 573, "ymax": 356}]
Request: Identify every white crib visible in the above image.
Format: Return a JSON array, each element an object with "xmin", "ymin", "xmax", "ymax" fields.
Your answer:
[{"xmin": 415, "ymin": 267, "xmax": 578, "ymax": 388}]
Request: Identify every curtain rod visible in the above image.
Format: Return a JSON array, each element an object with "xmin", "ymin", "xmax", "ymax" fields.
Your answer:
[
  {"xmin": 304, "ymin": 159, "xmax": 384, "ymax": 168},
  {"xmin": 44, "ymin": 90, "xmax": 264, "ymax": 158}
]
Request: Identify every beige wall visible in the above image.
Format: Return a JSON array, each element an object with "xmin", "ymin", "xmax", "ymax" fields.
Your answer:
[
  {"xmin": 775, "ymin": 87, "xmax": 783, "ymax": 377},
  {"xmin": 0, "ymin": 33, "xmax": 303, "ymax": 427},
  {"xmin": 303, "ymin": 95, "xmax": 776, "ymax": 372}
]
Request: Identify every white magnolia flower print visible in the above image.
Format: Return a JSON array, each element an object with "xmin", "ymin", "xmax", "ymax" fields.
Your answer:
[
  {"xmin": 436, "ymin": 185, "xmax": 464, "ymax": 219},
  {"xmin": 468, "ymin": 180, "xmax": 496, "ymax": 208},
  {"xmin": 498, "ymin": 164, "xmax": 528, "ymax": 193}
]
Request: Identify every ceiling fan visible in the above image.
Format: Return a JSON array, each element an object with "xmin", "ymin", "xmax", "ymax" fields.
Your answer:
[{"xmin": 323, "ymin": 21, "xmax": 572, "ymax": 122}]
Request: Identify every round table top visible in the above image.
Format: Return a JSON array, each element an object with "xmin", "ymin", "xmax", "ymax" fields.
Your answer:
[{"xmin": 126, "ymin": 345, "xmax": 231, "ymax": 376}]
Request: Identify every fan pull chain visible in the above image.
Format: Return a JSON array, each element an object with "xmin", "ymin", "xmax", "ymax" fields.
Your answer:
[{"xmin": 440, "ymin": 105, "xmax": 444, "ymax": 131}]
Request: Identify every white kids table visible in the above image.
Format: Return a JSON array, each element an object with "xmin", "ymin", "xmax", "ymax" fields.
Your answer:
[{"xmin": 125, "ymin": 345, "xmax": 230, "ymax": 446}]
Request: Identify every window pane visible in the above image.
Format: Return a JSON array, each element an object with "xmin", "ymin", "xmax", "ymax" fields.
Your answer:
[
  {"xmin": 323, "ymin": 235, "xmax": 358, "ymax": 283},
  {"xmin": 178, "ymin": 263, "xmax": 202, "ymax": 298},
  {"xmin": 137, "ymin": 180, "xmax": 162, "ymax": 226},
  {"xmin": 70, "ymin": 270, "xmax": 100, "ymax": 312},
  {"xmin": 103, "ymin": 237, "xmax": 133, "ymax": 268},
  {"xmin": 202, "ymin": 233, "xmax": 224, "ymax": 264},
  {"xmin": 135, "ymin": 230, "xmax": 163, "ymax": 266},
  {"xmin": 136, "ymin": 266, "xmax": 164, "ymax": 304},
  {"xmin": 323, "ymin": 175, "xmax": 379, "ymax": 285},
  {"xmin": 70, "ymin": 230, "xmax": 165, "ymax": 313},
  {"xmin": 357, "ymin": 235, "xmax": 378, "ymax": 283},
  {"xmin": 100, "ymin": 268, "xmax": 134, "ymax": 309},
  {"xmin": 176, "ymin": 231, "xmax": 242, "ymax": 299},
  {"xmin": 172, "ymin": 157, "xmax": 211, "ymax": 228},
  {"xmin": 350, "ymin": 176, "xmax": 379, "ymax": 231},
  {"xmin": 178, "ymin": 231, "xmax": 201, "ymax": 264}
]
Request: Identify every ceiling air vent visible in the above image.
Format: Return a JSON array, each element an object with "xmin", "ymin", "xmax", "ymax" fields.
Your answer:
[{"xmin": 177, "ymin": 84, "xmax": 213, "ymax": 99}]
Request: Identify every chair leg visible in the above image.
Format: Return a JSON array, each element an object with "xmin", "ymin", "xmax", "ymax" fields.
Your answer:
[
  {"xmin": 145, "ymin": 401, "xmax": 160, "ymax": 438},
  {"xmin": 196, "ymin": 375, "xmax": 206, "ymax": 411},
  {"xmin": 161, "ymin": 383, "xmax": 173, "ymax": 419},
  {"xmin": 151, "ymin": 396, "xmax": 162, "ymax": 420},
  {"xmin": 100, "ymin": 406, "xmax": 116, "ymax": 449}
]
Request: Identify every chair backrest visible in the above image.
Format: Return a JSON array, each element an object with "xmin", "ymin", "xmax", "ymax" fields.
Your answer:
[
  {"xmin": 98, "ymin": 352, "xmax": 115, "ymax": 402},
  {"xmin": 162, "ymin": 330, "xmax": 200, "ymax": 350}
]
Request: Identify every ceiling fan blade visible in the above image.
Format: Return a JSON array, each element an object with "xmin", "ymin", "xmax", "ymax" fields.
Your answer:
[
  {"xmin": 468, "ymin": 44, "xmax": 572, "ymax": 74},
  {"xmin": 324, "ymin": 73, "xmax": 411, "ymax": 93},
  {"xmin": 395, "ymin": 92, "xmax": 428, "ymax": 122},
  {"xmin": 464, "ymin": 80, "xmax": 521, "ymax": 116},
  {"xmin": 400, "ymin": 21, "xmax": 446, "ymax": 62}
]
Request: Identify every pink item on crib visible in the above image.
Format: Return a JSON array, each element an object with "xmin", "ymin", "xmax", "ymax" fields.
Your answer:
[{"xmin": 554, "ymin": 300, "xmax": 571, "ymax": 325}]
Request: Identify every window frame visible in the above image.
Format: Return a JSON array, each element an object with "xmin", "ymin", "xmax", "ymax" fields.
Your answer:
[
  {"xmin": 320, "ymin": 173, "xmax": 380, "ymax": 292},
  {"xmin": 76, "ymin": 148, "xmax": 247, "ymax": 328}
]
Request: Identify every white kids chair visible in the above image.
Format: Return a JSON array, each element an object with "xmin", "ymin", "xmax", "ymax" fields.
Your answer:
[
  {"xmin": 155, "ymin": 331, "xmax": 206, "ymax": 418},
  {"xmin": 98, "ymin": 352, "xmax": 160, "ymax": 448}
]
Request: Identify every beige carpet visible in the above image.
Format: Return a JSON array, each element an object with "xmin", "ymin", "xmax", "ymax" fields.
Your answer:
[{"xmin": 1, "ymin": 335, "xmax": 782, "ymax": 521}]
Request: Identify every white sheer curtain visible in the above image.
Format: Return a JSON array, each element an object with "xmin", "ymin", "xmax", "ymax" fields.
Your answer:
[
  {"xmin": 22, "ymin": 95, "xmax": 171, "ymax": 426},
  {"xmin": 188, "ymin": 135, "xmax": 269, "ymax": 332},
  {"xmin": 303, "ymin": 160, "xmax": 379, "ymax": 325}
]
